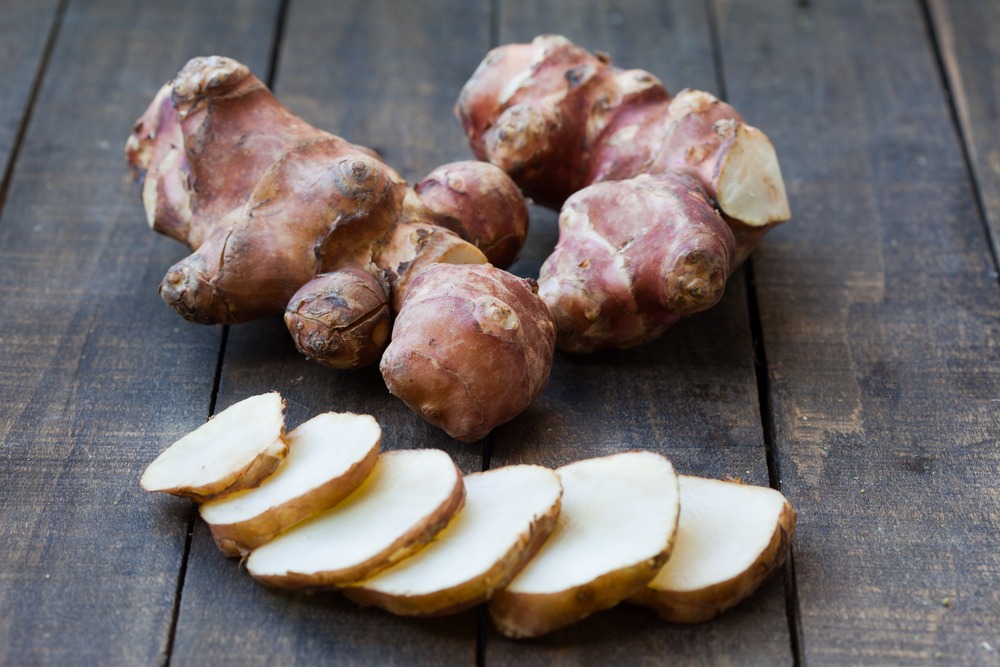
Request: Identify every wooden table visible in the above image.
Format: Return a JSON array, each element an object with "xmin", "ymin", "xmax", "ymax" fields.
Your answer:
[{"xmin": 2, "ymin": 1, "xmax": 997, "ymax": 664}]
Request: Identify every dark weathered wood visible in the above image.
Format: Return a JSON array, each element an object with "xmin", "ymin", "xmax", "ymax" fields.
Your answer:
[
  {"xmin": 0, "ymin": 1, "xmax": 280, "ymax": 664},
  {"xmin": 715, "ymin": 0, "xmax": 1000, "ymax": 663},
  {"xmin": 0, "ymin": 0, "xmax": 60, "ymax": 184},
  {"xmin": 928, "ymin": 0, "xmax": 1000, "ymax": 265},
  {"xmin": 485, "ymin": 1, "xmax": 793, "ymax": 664},
  {"xmin": 169, "ymin": 1, "xmax": 493, "ymax": 664}
]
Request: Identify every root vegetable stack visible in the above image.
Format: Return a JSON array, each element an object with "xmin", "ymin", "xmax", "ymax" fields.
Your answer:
[
  {"xmin": 456, "ymin": 34, "xmax": 792, "ymax": 353},
  {"xmin": 126, "ymin": 56, "xmax": 553, "ymax": 443},
  {"xmin": 141, "ymin": 393, "xmax": 796, "ymax": 638}
]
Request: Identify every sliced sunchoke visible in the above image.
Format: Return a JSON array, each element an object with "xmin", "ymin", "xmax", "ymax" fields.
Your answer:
[
  {"xmin": 456, "ymin": 35, "xmax": 791, "ymax": 352},
  {"xmin": 380, "ymin": 263, "xmax": 556, "ymax": 443},
  {"xmin": 246, "ymin": 449, "xmax": 464, "ymax": 588},
  {"xmin": 488, "ymin": 451, "xmax": 680, "ymax": 638},
  {"xmin": 342, "ymin": 464, "xmax": 562, "ymax": 616},
  {"xmin": 199, "ymin": 412, "xmax": 381, "ymax": 557},
  {"xmin": 139, "ymin": 392, "xmax": 287, "ymax": 502},
  {"xmin": 630, "ymin": 475, "xmax": 797, "ymax": 623}
]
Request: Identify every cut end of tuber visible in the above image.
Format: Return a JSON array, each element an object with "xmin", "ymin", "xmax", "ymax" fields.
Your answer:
[{"xmin": 715, "ymin": 124, "xmax": 791, "ymax": 227}]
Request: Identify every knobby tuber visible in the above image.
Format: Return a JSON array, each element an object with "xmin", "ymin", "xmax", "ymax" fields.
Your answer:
[
  {"xmin": 126, "ymin": 56, "xmax": 550, "ymax": 441},
  {"xmin": 140, "ymin": 394, "xmax": 796, "ymax": 637},
  {"xmin": 456, "ymin": 35, "xmax": 791, "ymax": 352},
  {"xmin": 380, "ymin": 263, "xmax": 556, "ymax": 442}
]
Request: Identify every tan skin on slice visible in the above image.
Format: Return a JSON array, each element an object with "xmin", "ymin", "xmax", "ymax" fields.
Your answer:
[
  {"xmin": 342, "ymin": 465, "xmax": 562, "ymax": 617},
  {"xmin": 139, "ymin": 392, "xmax": 287, "ymax": 502},
  {"xmin": 246, "ymin": 449, "xmax": 465, "ymax": 588},
  {"xmin": 199, "ymin": 412, "xmax": 381, "ymax": 557},
  {"xmin": 489, "ymin": 451, "xmax": 680, "ymax": 639},
  {"xmin": 630, "ymin": 475, "xmax": 797, "ymax": 623}
]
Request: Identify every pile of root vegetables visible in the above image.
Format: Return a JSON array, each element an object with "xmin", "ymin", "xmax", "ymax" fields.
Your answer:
[
  {"xmin": 142, "ymin": 393, "xmax": 796, "ymax": 638},
  {"xmin": 131, "ymin": 36, "xmax": 797, "ymax": 639},
  {"xmin": 126, "ymin": 35, "xmax": 790, "ymax": 443}
]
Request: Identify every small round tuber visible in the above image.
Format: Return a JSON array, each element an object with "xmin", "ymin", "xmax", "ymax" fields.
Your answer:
[
  {"xmin": 284, "ymin": 269, "xmax": 392, "ymax": 369},
  {"xmin": 380, "ymin": 263, "xmax": 556, "ymax": 443}
]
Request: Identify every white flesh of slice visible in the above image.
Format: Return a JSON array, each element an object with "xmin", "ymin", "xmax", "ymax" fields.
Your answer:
[
  {"xmin": 633, "ymin": 474, "xmax": 796, "ymax": 622},
  {"xmin": 140, "ymin": 391, "xmax": 287, "ymax": 501},
  {"xmin": 490, "ymin": 451, "xmax": 680, "ymax": 638},
  {"xmin": 246, "ymin": 448, "xmax": 464, "ymax": 588},
  {"xmin": 199, "ymin": 412, "xmax": 381, "ymax": 556},
  {"xmin": 343, "ymin": 465, "xmax": 562, "ymax": 616}
]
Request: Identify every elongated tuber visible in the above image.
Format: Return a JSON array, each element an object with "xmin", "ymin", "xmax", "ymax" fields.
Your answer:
[
  {"xmin": 456, "ymin": 35, "xmax": 791, "ymax": 352},
  {"xmin": 127, "ymin": 56, "xmax": 552, "ymax": 441}
]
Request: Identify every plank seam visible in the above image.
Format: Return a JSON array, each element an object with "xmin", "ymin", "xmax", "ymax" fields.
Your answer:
[
  {"xmin": 0, "ymin": 0, "xmax": 69, "ymax": 224},
  {"xmin": 918, "ymin": 0, "xmax": 1000, "ymax": 283},
  {"xmin": 707, "ymin": 0, "xmax": 804, "ymax": 664}
]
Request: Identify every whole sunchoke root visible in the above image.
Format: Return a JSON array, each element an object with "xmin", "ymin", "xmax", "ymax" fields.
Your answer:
[
  {"xmin": 127, "ymin": 56, "xmax": 550, "ymax": 441},
  {"xmin": 380, "ymin": 263, "xmax": 556, "ymax": 443},
  {"xmin": 456, "ymin": 35, "xmax": 792, "ymax": 352}
]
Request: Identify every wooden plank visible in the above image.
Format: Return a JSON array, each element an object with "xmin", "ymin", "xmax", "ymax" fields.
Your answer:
[
  {"xmin": 927, "ymin": 0, "xmax": 1000, "ymax": 264},
  {"xmin": 0, "ymin": 1, "xmax": 280, "ymax": 664},
  {"xmin": 168, "ymin": 1, "xmax": 494, "ymax": 664},
  {"xmin": 0, "ymin": 0, "xmax": 60, "ymax": 184},
  {"xmin": 714, "ymin": 0, "xmax": 1000, "ymax": 663},
  {"xmin": 485, "ymin": 1, "xmax": 793, "ymax": 664}
]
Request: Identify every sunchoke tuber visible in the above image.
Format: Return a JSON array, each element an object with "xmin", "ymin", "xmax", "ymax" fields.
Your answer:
[
  {"xmin": 126, "ymin": 56, "xmax": 529, "ymax": 363},
  {"xmin": 380, "ymin": 263, "xmax": 556, "ymax": 443},
  {"xmin": 127, "ymin": 56, "xmax": 552, "ymax": 441},
  {"xmin": 456, "ymin": 35, "xmax": 791, "ymax": 352}
]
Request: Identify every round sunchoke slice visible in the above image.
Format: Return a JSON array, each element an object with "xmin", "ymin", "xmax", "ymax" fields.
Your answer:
[
  {"xmin": 284, "ymin": 269, "xmax": 392, "ymax": 369},
  {"xmin": 630, "ymin": 475, "xmax": 797, "ymax": 623},
  {"xmin": 489, "ymin": 451, "xmax": 681, "ymax": 639},
  {"xmin": 139, "ymin": 392, "xmax": 287, "ymax": 502},
  {"xmin": 342, "ymin": 465, "xmax": 562, "ymax": 617},
  {"xmin": 380, "ymin": 263, "xmax": 556, "ymax": 443},
  {"xmin": 246, "ymin": 449, "xmax": 465, "ymax": 588},
  {"xmin": 199, "ymin": 412, "xmax": 381, "ymax": 557}
]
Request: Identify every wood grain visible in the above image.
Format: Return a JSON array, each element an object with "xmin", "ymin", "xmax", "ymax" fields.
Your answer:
[
  {"xmin": 0, "ymin": 0, "xmax": 280, "ymax": 664},
  {"xmin": 0, "ymin": 0, "xmax": 61, "ymax": 185},
  {"xmin": 715, "ymin": 0, "xmax": 1000, "ymax": 663}
]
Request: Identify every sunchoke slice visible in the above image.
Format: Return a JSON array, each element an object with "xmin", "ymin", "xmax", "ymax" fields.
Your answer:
[
  {"xmin": 489, "ymin": 451, "xmax": 680, "ymax": 638},
  {"xmin": 246, "ymin": 449, "xmax": 464, "ymax": 588},
  {"xmin": 140, "ymin": 392, "xmax": 287, "ymax": 502},
  {"xmin": 631, "ymin": 475, "xmax": 797, "ymax": 623},
  {"xmin": 343, "ymin": 465, "xmax": 562, "ymax": 616},
  {"xmin": 199, "ymin": 412, "xmax": 381, "ymax": 557}
]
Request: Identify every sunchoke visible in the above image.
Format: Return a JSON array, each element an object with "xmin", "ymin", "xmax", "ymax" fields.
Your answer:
[
  {"xmin": 380, "ymin": 263, "xmax": 556, "ymax": 443},
  {"xmin": 127, "ymin": 56, "xmax": 550, "ymax": 440},
  {"xmin": 456, "ymin": 35, "xmax": 791, "ymax": 352}
]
